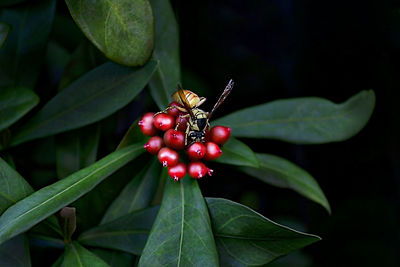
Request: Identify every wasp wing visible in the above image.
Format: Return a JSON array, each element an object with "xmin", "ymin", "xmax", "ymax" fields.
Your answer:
[
  {"xmin": 177, "ymin": 84, "xmax": 195, "ymax": 119},
  {"xmin": 208, "ymin": 79, "xmax": 234, "ymax": 119}
]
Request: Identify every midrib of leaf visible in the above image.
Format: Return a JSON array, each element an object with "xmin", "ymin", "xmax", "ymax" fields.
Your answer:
[
  {"xmin": 103, "ymin": 0, "xmax": 135, "ymax": 50},
  {"xmin": 177, "ymin": 181, "xmax": 185, "ymax": 267},
  {"xmin": 216, "ymin": 234, "xmax": 316, "ymax": 241},
  {"xmin": 227, "ymin": 101, "xmax": 362, "ymax": 128},
  {"xmin": 15, "ymin": 67, "xmax": 137, "ymax": 141},
  {"xmin": 258, "ymin": 160, "xmax": 323, "ymax": 200},
  {"xmin": 71, "ymin": 243, "xmax": 84, "ymax": 267},
  {"xmin": 0, "ymin": 147, "xmax": 139, "ymax": 233},
  {"xmin": 80, "ymin": 229, "xmax": 149, "ymax": 240}
]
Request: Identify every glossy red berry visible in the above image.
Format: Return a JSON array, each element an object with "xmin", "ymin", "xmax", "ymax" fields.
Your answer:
[
  {"xmin": 138, "ymin": 113, "xmax": 158, "ymax": 136},
  {"xmin": 188, "ymin": 162, "xmax": 213, "ymax": 179},
  {"xmin": 186, "ymin": 142, "xmax": 206, "ymax": 160},
  {"xmin": 175, "ymin": 114, "xmax": 189, "ymax": 132},
  {"xmin": 210, "ymin": 126, "xmax": 231, "ymax": 145},
  {"xmin": 157, "ymin": 147, "xmax": 179, "ymax": 167},
  {"xmin": 164, "ymin": 129, "xmax": 185, "ymax": 150},
  {"xmin": 144, "ymin": 136, "xmax": 164, "ymax": 155},
  {"xmin": 168, "ymin": 162, "xmax": 187, "ymax": 181},
  {"xmin": 154, "ymin": 113, "xmax": 175, "ymax": 131},
  {"xmin": 167, "ymin": 101, "xmax": 182, "ymax": 117},
  {"xmin": 204, "ymin": 142, "xmax": 223, "ymax": 161}
]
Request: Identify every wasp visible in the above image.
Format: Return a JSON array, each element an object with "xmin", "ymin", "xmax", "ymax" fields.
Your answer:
[{"xmin": 159, "ymin": 79, "xmax": 234, "ymax": 146}]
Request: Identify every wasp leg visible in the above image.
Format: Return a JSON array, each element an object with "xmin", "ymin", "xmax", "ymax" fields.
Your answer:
[
  {"xmin": 175, "ymin": 114, "xmax": 191, "ymax": 131},
  {"xmin": 184, "ymin": 123, "xmax": 191, "ymax": 146},
  {"xmin": 154, "ymin": 106, "xmax": 188, "ymax": 117}
]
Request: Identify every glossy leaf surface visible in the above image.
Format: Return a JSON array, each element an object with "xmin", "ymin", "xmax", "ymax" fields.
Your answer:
[
  {"xmin": 0, "ymin": 87, "xmax": 39, "ymax": 133},
  {"xmin": 139, "ymin": 178, "xmax": 219, "ymax": 266},
  {"xmin": 80, "ymin": 206, "xmax": 159, "ymax": 255},
  {"xmin": 148, "ymin": 0, "xmax": 181, "ymax": 109},
  {"xmin": 12, "ymin": 60, "xmax": 157, "ymax": 146},
  {"xmin": 63, "ymin": 241, "xmax": 109, "ymax": 267},
  {"xmin": 239, "ymin": 153, "xmax": 330, "ymax": 212},
  {"xmin": 0, "ymin": 234, "xmax": 30, "ymax": 266},
  {"xmin": 91, "ymin": 248, "xmax": 134, "ymax": 267},
  {"xmin": 65, "ymin": 0, "xmax": 154, "ymax": 66},
  {"xmin": 214, "ymin": 137, "xmax": 259, "ymax": 168},
  {"xmin": 214, "ymin": 90, "xmax": 375, "ymax": 144},
  {"xmin": 0, "ymin": 0, "xmax": 56, "ymax": 88},
  {"xmin": 101, "ymin": 158, "xmax": 161, "ymax": 224},
  {"xmin": 206, "ymin": 198, "xmax": 320, "ymax": 266},
  {"xmin": 0, "ymin": 22, "xmax": 10, "ymax": 49},
  {"xmin": 0, "ymin": 157, "xmax": 33, "ymax": 214},
  {"xmin": 0, "ymin": 144, "xmax": 144, "ymax": 244}
]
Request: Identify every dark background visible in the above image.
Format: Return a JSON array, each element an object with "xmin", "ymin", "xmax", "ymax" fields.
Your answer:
[{"xmin": 171, "ymin": 0, "xmax": 400, "ymax": 266}]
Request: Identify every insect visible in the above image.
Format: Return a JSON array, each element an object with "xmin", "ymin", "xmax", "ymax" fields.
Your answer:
[{"xmin": 167, "ymin": 79, "xmax": 234, "ymax": 146}]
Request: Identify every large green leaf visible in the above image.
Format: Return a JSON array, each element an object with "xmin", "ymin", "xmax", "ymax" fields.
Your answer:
[
  {"xmin": 12, "ymin": 60, "xmax": 157, "ymax": 146},
  {"xmin": 0, "ymin": 22, "xmax": 10, "ymax": 50},
  {"xmin": 0, "ymin": 234, "xmax": 30, "ymax": 266},
  {"xmin": 101, "ymin": 158, "xmax": 161, "ymax": 224},
  {"xmin": 206, "ymin": 198, "xmax": 320, "ymax": 266},
  {"xmin": 139, "ymin": 178, "xmax": 219, "ymax": 266},
  {"xmin": 90, "ymin": 248, "xmax": 135, "ymax": 267},
  {"xmin": 56, "ymin": 124, "xmax": 100, "ymax": 179},
  {"xmin": 0, "ymin": 87, "xmax": 39, "ymax": 133},
  {"xmin": 238, "ymin": 153, "xmax": 330, "ymax": 212},
  {"xmin": 0, "ymin": 157, "xmax": 33, "ymax": 214},
  {"xmin": 214, "ymin": 137, "xmax": 259, "ymax": 168},
  {"xmin": 0, "ymin": 0, "xmax": 56, "ymax": 88},
  {"xmin": 65, "ymin": 0, "xmax": 154, "ymax": 66},
  {"xmin": 79, "ymin": 206, "xmax": 159, "ymax": 255},
  {"xmin": 214, "ymin": 90, "xmax": 375, "ymax": 144},
  {"xmin": 0, "ymin": 144, "xmax": 144, "ymax": 244},
  {"xmin": 63, "ymin": 241, "xmax": 109, "ymax": 267},
  {"xmin": 148, "ymin": 0, "xmax": 181, "ymax": 109}
]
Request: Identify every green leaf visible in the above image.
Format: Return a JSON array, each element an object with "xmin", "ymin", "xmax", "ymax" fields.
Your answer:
[
  {"xmin": 0, "ymin": 144, "xmax": 144, "ymax": 244},
  {"xmin": 238, "ymin": 153, "xmax": 330, "ymax": 212},
  {"xmin": 79, "ymin": 206, "xmax": 159, "ymax": 255},
  {"xmin": 11, "ymin": 60, "xmax": 157, "ymax": 146},
  {"xmin": 90, "ymin": 248, "xmax": 135, "ymax": 267},
  {"xmin": 0, "ymin": 22, "xmax": 10, "ymax": 50},
  {"xmin": 206, "ymin": 198, "xmax": 320, "ymax": 266},
  {"xmin": 56, "ymin": 124, "xmax": 101, "ymax": 179},
  {"xmin": 63, "ymin": 241, "xmax": 109, "ymax": 267},
  {"xmin": 116, "ymin": 118, "xmax": 147, "ymax": 150},
  {"xmin": 214, "ymin": 90, "xmax": 375, "ymax": 144},
  {"xmin": 101, "ymin": 158, "xmax": 161, "ymax": 224},
  {"xmin": 0, "ymin": 157, "xmax": 33, "ymax": 214},
  {"xmin": 148, "ymin": 0, "xmax": 181, "ymax": 109},
  {"xmin": 214, "ymin": 137, "xmax": 259, "ymax": 168},
  {"xmin": 0, "ymin": 87, "xmax": 39, "ymax": 133},
  {"xmin": 0, "ymin": 234, "xmax": 31, "ymax": 266},
  {"xmin": 0, "ymin": 0, "xmax": 56, "ymax": 88},
  {"xmin": 139, "ymin": 178, "xmax": 219, "ymax": 266},
  {"xmin": 65, "ymin": 0, "xmax": 154, "ymax": 66}
]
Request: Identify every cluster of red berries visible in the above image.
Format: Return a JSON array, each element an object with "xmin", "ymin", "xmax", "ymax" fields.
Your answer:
[{"xmin": 139, "ymin": 102, "xmax": 231, "ymax": 181}]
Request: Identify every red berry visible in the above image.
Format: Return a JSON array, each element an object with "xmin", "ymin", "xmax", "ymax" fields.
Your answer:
[
  {"xmin": 138, "ymin": 113, "xmax": 158, "ymax": 136},
  {"xmin": 154, "ymin": 113, "xmax": 175, "ymax": 131},
  {"xmin": 164, "ymin": 129, "xmax": 185, "ymax": 150},
  {"xmin": 186, "ymin": 142, "xmax": 206, "ymax": 160},
  {"xmin": 168, "ymin": 162, "xmax": 187, "ymax": 181},
  {"xmin": 175, "ymin": 114, "xmax": 189, "ymax": 132},
  {"xmin": 157, "ymin": 147, "xmax": 179, "ymax": 167},
  {"xmin": 210, "ymin": 126, "xmax": 231, "ymax": 145},
  {"xmin": 144, "ymin": 136, "xmax": 164, "ymax": 155},
  {"xmin": 188, "ymin": 162, "xmax": 213, "ymax": 179},
  {"xmin": 204, "ymin": 142, "xmax": 223, "ymax": 161},
  {"xmin": 167, "ymin": 101, "xmax": 182, "ymax": 117}
]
